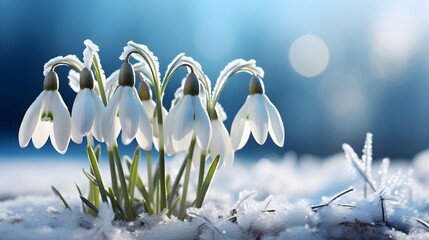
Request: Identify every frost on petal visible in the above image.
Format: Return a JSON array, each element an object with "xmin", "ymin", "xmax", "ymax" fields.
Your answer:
[
  {"xmin": 118, "ymin": 87, "xmax": 139, "ymax": 140},
  {"xmin": 67, "ymin": 70, "xmax": 80, "ymax": 93},
  {"xmin": 193, "ymin": 97, "xmax": 212, "ymax": 150},
  {"xmin": 91, "ymin": 90, "xmax": 105, "ymax": 142},
  {"xmin": 72, "ymin": 89, "xmax": 95, "ymax": 136},
  {"xmin": 52, "ymin": 91, "xmax": 71, "ymax": 154},
  {"xmin": 136, "ymin": 106, "xmax": 153, "ymax": 151},
  {"xmin": 263, "ymin": 94, "xmax": 285, "ymax": 147},
  {"xmin": 43, "ymin": 55, "xmax": 84, "ymax": 76},
  {"xmin": 19, "ymin": 91, "xmax": 46, "ymax": 148},
  {"xmin": 103, "ymin": 88, "xmax": 121, "ymax": 145},
  {"xmin": 248, "ymin": 94, "xmax": 269, "ymax": 145},
  {"xmin": 231, "ymin": 96, "xmax": 252, "ymax": 150},
  {"xmin": 171, "ymin": 96, "xmax": 194, "ymax": 152},
  {"xmin": 83, "ymin": 39, "xmax": 99, "ymax": 69}
]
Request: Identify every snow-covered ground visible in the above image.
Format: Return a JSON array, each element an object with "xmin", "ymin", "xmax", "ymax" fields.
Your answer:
[{"xmin": 1, "ymin": 149, "xmax": 429, "ymax": 239}]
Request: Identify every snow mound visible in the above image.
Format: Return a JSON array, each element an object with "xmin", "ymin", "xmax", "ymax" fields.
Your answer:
[{"xmin": 1, "ymin": 150, "xmax": 429, "ymax": 239}]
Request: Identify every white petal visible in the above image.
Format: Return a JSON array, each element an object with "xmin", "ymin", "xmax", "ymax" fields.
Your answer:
[
  {"xmin": 72, "ymin": 89, "xmax": 95, "ymax": 136},
  {"xmin": 192, "ymin": 145, "xmax": 203, "ymax": 168},
  {"xmin": 171, "ymin": 96, "xmax": 194, "ymax": 152},
  {"xmin": 19, "ymin": 91, "xmax": 46, "ymax": 148},
  {"xmin": 32, "ymin": 120, "xmax": 51, "ymax": 149},
  {"xmin": 142, "ymin": 100, "xmax": 156, "ymax": 121},
  {"xmin": 152, "ymin": 106, "xmax": 168, "ymax": 151},
  {"xmin": 90, "ymin": 90, "xmax": 105, "ymax": 142},
  {"xmin": 210, "ymin": 120, "xmax": 235, "ymax": 168},
  {"xmin": 119, "ymin": 87, "xmax": 139, "ymax": 140},
  {"xmin": 164, "ymin": 99, "xmax": 182, "ymax": 155},
  {"xmin": 263, "ymin": 95, "xmax": 285, "ymax": 147},
  {"xmin": 121, "ymin": 131, "xmax": 133, "ymax": 145},
  {"xmin": 71, "ymin": 122, "xmax": 83, "ymax": 144},
  {"xmin": 231, "ymin": 96, "xmax": 252, "ymax": 150},
  {"xmin": 52, "ymin": 91, "xmax": 71, "ymax": 154},
  {"xmin": 136, "ymin": 105, "xmax": 153, "ymax": 151},
  {"xmin": 193, "ymin": 97, "xmax": 211, "ymax": 150},
  {"xmin": 248, "ymin": 94, "xmax": 269, "ymax": 145},
  {"xmin": 103, "ymin": 87, "xmax": 121, "ymax": 145}
]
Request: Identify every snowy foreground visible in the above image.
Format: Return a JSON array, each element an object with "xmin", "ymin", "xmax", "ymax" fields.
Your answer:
[{"xmin": 1, "ymin": 150, "xmax": 429, "ymax": 239}]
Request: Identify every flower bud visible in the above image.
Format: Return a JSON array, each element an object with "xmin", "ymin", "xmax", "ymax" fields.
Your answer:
[
  {"xmin": 138, "ymin": 80, "xmax": 152, "ymax": 101},
  {"xmin": 183, "ymin": 71, "xmax": 199, "ymax": 96},
  {"xmin": 249, "ymin": 75, "xmax": 264, "ymax": 95},
  {"xmin": 118, "ymin": 62, "xmax": 135, "ymax": 87},
  {"xmin": 43, "ymin": 71, "xmax": 59, "ymax": 91},
  {"xmin": 79, "ymin": 67, "xmax": 94, "ymax": 89}
]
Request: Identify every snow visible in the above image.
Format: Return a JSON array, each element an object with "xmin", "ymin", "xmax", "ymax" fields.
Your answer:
[{"xmin": 1, "ymin": 150, "xmax": 429, "ymax": 239}]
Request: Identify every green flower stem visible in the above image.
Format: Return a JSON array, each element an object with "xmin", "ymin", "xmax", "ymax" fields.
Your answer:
[
  {"xmin": 154, "ymin": 92, "xmax": 167, "ymax": 211},
  {"xmin": 113, "ymin": 145, "xmax": 136, "ymax": 221},
  {"xmin": 108, "ymin": 148, "xmax": 120, "ymax": 202},
  {"xmin": 197, "ymin": 152, "xmax": 206, "ymax": 197},
  {"xmin": 178, "ymin": 138, "xmax": 197, "ymax": 220},
  {"xmin": 91, "ymin": 56, "xmax": 107, "ymax": 106},
  {"xmin": 146, "ymin": 150, "xmax": 154, "ymax": 204}
]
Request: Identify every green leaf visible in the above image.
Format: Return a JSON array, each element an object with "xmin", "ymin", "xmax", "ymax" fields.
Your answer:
[
  {"xmin": 128, "ymin": 147, "xmax": 140, "ymax": 201},
  {"xmin": 75, "ymin": 183, "xmax": 86, "ymax": 213},
  {"xmin": 195, "ymin": 156, "xmax": 220, "ymax": 208},
  {"xmin": 136, "ymin": 175, "xmax": 153, "ymax": 214},
  {"xmin": 113, "ymin": 145, "xmax": 136, "ymax": 221},
  {"xmin": 167, "ymin": 154, "xmax": 187, "ymax": 205},
  {"xmin": 107, "ymin": 187, "xmax": 125, "ymax": 220},
  {"xmin": 51, "ymin": 186, "xmax": 71, "ymax": 210},
  {"xmin": 82, "ymin": 169, "xmax": 98, "ymax": 185},
  {"xmin": 108, "ymin": 149, "xmax": 120, "ymax": 203},
  {"xmin": 87, "ymin": 146, "xmax": 108, "ymax": 202},
  {"xmin": 80, "ymin": 196, "xmax": 98, "ymax": 215},
  {"xmin": 167, "ymin": 196, "xmax": 180, "ymax": 217}
]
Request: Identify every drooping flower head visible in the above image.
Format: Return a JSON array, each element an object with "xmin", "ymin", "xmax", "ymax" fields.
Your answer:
[
  {"xmin": 102, "ymin": 62, "xmax": 153, "ymax": 150},
  {"xmin": 137, "ymin": 78, "xmax": 167, "ymax": 151},
  {"xmin": 164, "ymin": 71, "xmax": 212, "ymax": 155},
  {"xmin": 71, "ymin": 67, "xmax": 105, "ymax": 144},
  {"xmin": 192, "ymin": 104, "xmax": 235, "ymax": 168},
  {"xmin": 71, "ymin": 40, "xmax": 105, "ymax": 144},
  {"xmin": 231, "ymin": 75, "xmax": 285, "ymax": 150},
  {"xmin": 18, "ymin": 71, "xmax": 71, "ymax": 154}
]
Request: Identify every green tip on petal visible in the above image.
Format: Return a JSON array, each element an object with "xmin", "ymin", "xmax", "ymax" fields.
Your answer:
[
  {"xmin": 249, "ymin": 75, "xmax": 264, "ymax": 95},
  {"xmin": 79, "ymin": 67, "xmax": 94, "ymax": 89},
  {"xmin": 183, "ymin": 71, "xmax": 199, "ymax": 96},
  {"xmin": 43, "ymin": 71, "xmax": 59, "ymax": 91},
  {"xmin": 118, "ymin": 62, "xmax": 135, "ymax": 87}
]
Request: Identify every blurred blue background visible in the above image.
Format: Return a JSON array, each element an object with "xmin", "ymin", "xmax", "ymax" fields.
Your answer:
[{"xmin": 1, "ymin": 0, "xmax": 429, "ymax": 160}]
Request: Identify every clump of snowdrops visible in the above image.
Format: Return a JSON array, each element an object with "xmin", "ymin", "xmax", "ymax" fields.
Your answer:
[{"xmin": 18, "ymin": 40, "xmax": 285, "ymax": 221}]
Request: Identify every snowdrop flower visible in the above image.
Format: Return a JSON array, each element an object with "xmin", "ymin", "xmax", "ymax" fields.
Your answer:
[
  {"xmin": 137, "ymin": 79, "xmax": 167, "ymax": 151},
  {"xmin": 231, "ymin": 75, "xmax": 284, "ymax": 150},
  {"xmin": 102, "ymin": 62, "xmax": 152, "ymax": 150},
  {"xmin": 71, "ymin": 68, "xmax": 105, "ymax": 144},
  {"xmin": 18, "ymin": 71, "xmax": 71, "ymax": 154},
  {"xmin": 164, "ymin": 71, "xmax": 211, "ymax": 154},
  {"xmin": 192, "ymin": 105, "xmax": 234, "ymax": 168}
]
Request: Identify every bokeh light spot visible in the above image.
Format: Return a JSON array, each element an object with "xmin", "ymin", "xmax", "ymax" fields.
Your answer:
[{"xmin": 289, "ymin": 34, "xmax": 329, "ymax": 78}]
